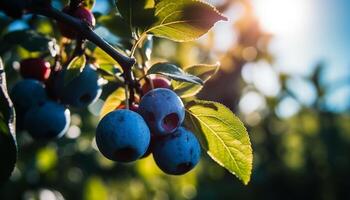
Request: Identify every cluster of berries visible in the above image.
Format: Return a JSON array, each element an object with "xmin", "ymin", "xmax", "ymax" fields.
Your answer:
[
  {"xmin": 96, "ymin": 77, "xmax": 202, "ymax": 175},
  {"xmin": 10, "ymin": 58, "xmax": 101, "ymax": 140},
  {"xmin": 10, "ymin": 3, "xmax": 99, "ymax": 140}
]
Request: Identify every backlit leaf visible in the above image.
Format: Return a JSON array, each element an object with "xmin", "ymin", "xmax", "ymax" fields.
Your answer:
[
  {"xmin": 185, "ymin": 100, "xmax": 252, "ymax": 184},
  {"xmin": 147, "ymin": 0, "xmax": 227, "ymax": 42},
  {"xmin": 64, "ymin": 55, "xmax": 86, "ymax": 86},
  {"xmin": 147, "ymin": 62, "xmax": 203, "ymax": 85},
  {"xmin": 172, "ymin": 63, "xmax": 219, "ymax": 97},
  {"xmin": 100, "ymin": 87, "xmax": 126, "ymax": 119}
]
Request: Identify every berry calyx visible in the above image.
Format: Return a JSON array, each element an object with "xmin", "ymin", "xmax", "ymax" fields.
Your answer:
[{"xmin": 139, "ymin": 88, "xmax": 185, "ymax": 136}]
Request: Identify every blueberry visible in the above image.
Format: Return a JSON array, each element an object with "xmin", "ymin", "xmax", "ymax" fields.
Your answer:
[
  {"xmin": 24, "ymin": 101, "xmax": 71, "ymax": 140},
  {"xmin": 10, "ymin": 79, "xmax": 47, "ymax": 113},
  {"xmin": 96, "ymin": 109, "xmax": 151, "ymax": 162},
  {"xmin": 54, "ymin": 64, "xmax": 102, "ymax": 107},
  {"xmin": 139, "ymin": 88, "xmax": 185, "ymax": 135},
  {"xmin": 153, "ymin": 127, "xmax": 201, "ymax": 175}
]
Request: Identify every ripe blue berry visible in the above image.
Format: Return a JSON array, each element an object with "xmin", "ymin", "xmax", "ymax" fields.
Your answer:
[
  {"xmin": 24, "ymin": 101, "xmax": 71, "ymax": 140},
  {"xmin": 10, "ymin": 79, "xmax": 47, "ymax": 113},
  {"xmin": 139, "ymin": 88, "xmax": 185, "ymax": 135},
  {"xmin": 55, "ymin": 64, "xmax": 102, "ymax": 107},
  {"xmin": 152, "ymin": 127, "xmax": 201, "ymax": 175},
  {"xmin": 96, "ymin": 109, "xmax": 151, "ymax": 162}
]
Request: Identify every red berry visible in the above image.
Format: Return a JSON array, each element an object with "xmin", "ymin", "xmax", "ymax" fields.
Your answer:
[
  {"xmin": 20, "ymin": 58, "xmax": 51, "ymax": 81},
  {"xmin": 142, "ymin": 77, "xmax": 171, "ymax": 94},
  {"xmin": 116, "ymin": 103, "xmax": 139, "ymax": 112},
  {"xmin": 58, "ymin": 6, "xmax": 96, "ymax": 39}
]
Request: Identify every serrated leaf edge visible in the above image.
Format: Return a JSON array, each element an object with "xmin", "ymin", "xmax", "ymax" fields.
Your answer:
[{"xmin": 186, "ymin": 100, "xmax": 253, "ymax": 184}]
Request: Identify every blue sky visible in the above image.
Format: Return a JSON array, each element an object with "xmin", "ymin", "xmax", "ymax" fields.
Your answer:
[{"xmin": 251, "ymin": 0, "xmax": 350, "ymax": 112}]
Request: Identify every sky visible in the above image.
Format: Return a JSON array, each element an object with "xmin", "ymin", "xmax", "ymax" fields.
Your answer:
[
  {"xmin": 253, "ymin": 0, "xmax": 350, "ymax": 79},
  {"xmin": 250, "ymin": 0, "xmax": 350, "ymax": 113}
]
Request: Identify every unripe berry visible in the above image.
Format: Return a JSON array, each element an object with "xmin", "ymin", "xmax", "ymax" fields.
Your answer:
[
  {"xmin": 142, "ymin": 77, "xmax": 171, "ymax": 95},
  {"xmin": 20, "ymin": 58, "xmax": 51, "ymax": 81},
  {"xmin": 153, "ymin": 127, "xmax": 201, "ymax": 175},
  {"xmin": 139, "ymin": 88, "xmax": 185, "ymax": 135},
  {"xmin": 24, "ymin": 101, "xmax": 71, "ymax": 140},
  {"xmin": 96, "ymin": 110, "xmax": 151, "ymax": 162},
  {"xmin": 58, "ymin": 6, "xmax": 96, "ymax": 39}
]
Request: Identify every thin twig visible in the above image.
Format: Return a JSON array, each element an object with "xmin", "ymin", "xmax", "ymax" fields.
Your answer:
[{"xmin": 31, "ymin": 6, "xmax": 136, "ymax": 71}]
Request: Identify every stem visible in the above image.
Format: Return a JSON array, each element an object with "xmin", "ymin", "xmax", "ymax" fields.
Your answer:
[
  {"xmin": 66, "ymin": 38, "xmax": 85, "ymax": 66},
  {"xmin": 122, "ymin": 34, "xmax": 148, "ymax": 103},
  {"xmin": 135, "ymin": 37, "xmax": 153, "ymax": 92},
  {"xmin": 124, "ymin": 84, "xmax": 129, "ymax": 110},
  {"xmin": 31, "ymin": 6, "xmax": 136, "ymax": 70},
  {"xmin": 130, "ymin": 33, "xmax": 148, "ymax": 57},
  {"xmin": 30, "ymin": 5, "xmax": 144, "ymax": 109}
]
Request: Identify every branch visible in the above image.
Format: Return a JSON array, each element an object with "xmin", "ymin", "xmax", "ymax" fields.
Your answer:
[{"xmin": 31, "ymin": 6, "xmax": 136, "ymax": 70}]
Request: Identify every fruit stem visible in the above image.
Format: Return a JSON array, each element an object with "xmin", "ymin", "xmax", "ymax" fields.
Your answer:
[
  {"xmin": 66, "ymin": 38, "xmax": 86, "ymax": 66},
  {"xmin": 31, "ymin": 5, "xmax": 136, "ymax": 71},
  {"xmin": 123, "ymin": 34, "xmax": 147, "ymax": 104},
  {"xmin": 130, "ymin": 33, "xmax": 147, "ymax": 58},
  {"xmin": 124, "ymin": 84, "xmax": 130, "ymax": 110}
]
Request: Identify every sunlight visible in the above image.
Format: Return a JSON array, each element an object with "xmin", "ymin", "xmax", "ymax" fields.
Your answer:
[{"xmin": 253, "ymin": 0, "xmax": 308, "ymax": 35}]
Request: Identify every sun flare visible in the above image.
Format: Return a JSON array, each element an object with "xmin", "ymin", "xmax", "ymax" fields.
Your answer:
[{"xmin": 253, "ymin": 0, "xmax": 309, "ymax": 35}]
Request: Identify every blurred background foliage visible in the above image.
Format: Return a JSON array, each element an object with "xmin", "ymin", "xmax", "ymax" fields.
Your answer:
[{"xmin": 1, "ymin": 0, "xmax": 350, "ymax": 199}]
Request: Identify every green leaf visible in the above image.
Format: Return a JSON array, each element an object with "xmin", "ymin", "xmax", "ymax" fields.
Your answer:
[
  {"xmin": 93, "ymin": 47, "xmax": 123, "ymax": 71},
  {"xmin": 147, "ymin": 0, "xmax": 227, "ymax": 42},
  {"xmin": 98, "ymin": 14, "xmax": 132, "ymax": 39},
  {"xmin": 96, "ymin": 64, "xmax": 122, "ymax": 82},
  {"xmin": 97, "ymin": 64, "xmax": 121, "ymax": 76},
  {"xmin": 64, "ymin": 55, "xmax": 86, "ymax": 86},
  {"xmin": 148, "ymin": 63, "xmax": 203, "ymax": 85},
  {"xmin": 115, "ymin": 0, "xmax": 157, "ymax": 32},
  {"xmin": 0, "ymin": 30, "xmax": 54, "ymax": 54},
  {"xmin": 184, "ymin": 100, "xmax": 252, "ymax": 184},
  {"xmin": 83, "ymin": 0, "xmax": 95, "ymax": 9},
  {"xmin": 0, "ymin": 58, "xmax": 17, "ymax": 184},
  {"xmin": 100, "ymin": 87, "xmax": 126, "ymax": 119},
  {"xmin": 172, "ymin": 63, "xmax": 219, "ymax": 98}
]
